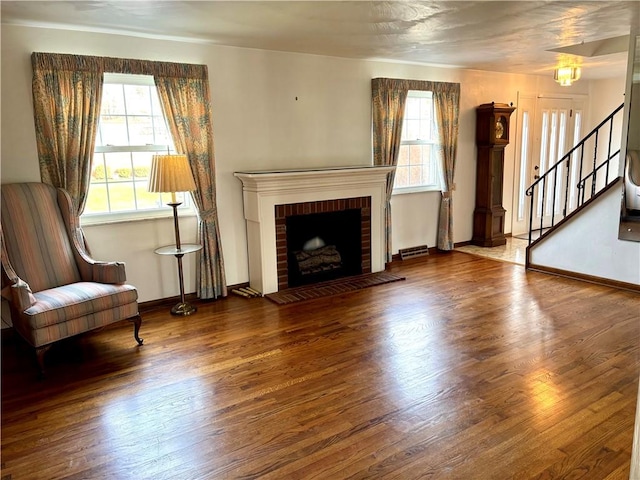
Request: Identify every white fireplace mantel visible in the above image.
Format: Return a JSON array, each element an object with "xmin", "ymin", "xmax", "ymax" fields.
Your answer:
[{"xmin": 234, "ymin": 165, "xmax": 394, "ymax": 294}]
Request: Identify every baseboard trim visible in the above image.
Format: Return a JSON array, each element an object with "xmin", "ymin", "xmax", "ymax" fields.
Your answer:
[
  {"xmin": 454, "ymin": 241, "xmax": 473, "ymax": 248},
  {"xmin": 138, "ymin": 293, "xmax": 200, "ymax": 314},
  {"xmin": 527, "ymin": 263, "xmax": 640, "ymax": 293}
]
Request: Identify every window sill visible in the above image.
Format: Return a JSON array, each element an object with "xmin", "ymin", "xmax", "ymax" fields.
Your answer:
[
  {"xmin": 81, "ymin": 208, "xmax": 198, "ymax": 227},
  {"xmin": 392, "ymin": 185, "xmax": 442, "ymax": 196}
]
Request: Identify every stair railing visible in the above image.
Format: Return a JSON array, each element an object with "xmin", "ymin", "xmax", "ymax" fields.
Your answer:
[{"xmin": 525, "ymin": 103, "xmax": 624, "ymax": 245}]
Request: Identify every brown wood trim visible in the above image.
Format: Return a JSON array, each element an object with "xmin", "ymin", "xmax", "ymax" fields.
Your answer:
[
  {"xmin": 527, "ymin": 262, "xmax": 640, "ymax": 293},
  {"xmin": 139, "ymin": 283, "xmax": 245, "ymax": 314},
  {"xmin": 453, "ymin": 241, "xmax": 473, "ymax": 248},
  {"xmin": 138, "ymin": 294, "xmax": 196, "ymax": 314}
]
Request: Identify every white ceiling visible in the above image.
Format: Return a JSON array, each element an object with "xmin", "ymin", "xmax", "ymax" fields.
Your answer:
[{"xmin": 2, "ymin": 1, "xmax": 639, "ymax": 80}]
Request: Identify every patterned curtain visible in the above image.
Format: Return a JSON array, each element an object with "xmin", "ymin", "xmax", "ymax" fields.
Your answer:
[
  {"xmin": 433, "ymin": 84, "xmax": 460, "ymax": 251},
  {"xmin": 31, "ymin": 53, "xmax": 104, "ymax": 215},
  {"xmin": 372, "ymin": 77, "xmax": 460, "ymax": 255},
  {"xmin": 155, "ymin": 71, "xmax": 227, "ymax": 299},
  {"xmin": 371, "ymin": 78, "xmax": 409, "ymax": 263}
]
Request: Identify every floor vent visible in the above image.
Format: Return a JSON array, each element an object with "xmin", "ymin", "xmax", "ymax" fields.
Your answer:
[{"xmin": 399, "ymin": 245, "xmax": 430, "ymax": 260}]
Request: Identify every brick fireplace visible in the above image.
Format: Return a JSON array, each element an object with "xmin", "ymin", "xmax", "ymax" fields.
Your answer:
[
  {"xmin": 234, "ymin": 166, "xmax": 393, "ymax": 294},
  {"xmin": 275, "ymin": 196, "xmax": 372, "ymax": 290}
]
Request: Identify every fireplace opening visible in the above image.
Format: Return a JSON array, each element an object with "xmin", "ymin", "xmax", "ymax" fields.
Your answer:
[{"xmin": 286, "ymin": 209, "xmax": 362, "ymax": 287}]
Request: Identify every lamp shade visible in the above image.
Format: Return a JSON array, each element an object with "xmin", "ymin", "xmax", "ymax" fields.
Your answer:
[{"xmin": 148, "ymin": 154, "xmax": 196, "ymax": 194}]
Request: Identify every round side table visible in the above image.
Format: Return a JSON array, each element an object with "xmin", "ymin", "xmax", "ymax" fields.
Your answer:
[{"xmin": 154, "ymin": 243, "xmax": 203, "ymax": 316}]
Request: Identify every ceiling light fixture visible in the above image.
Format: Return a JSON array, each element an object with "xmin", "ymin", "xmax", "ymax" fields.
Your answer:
[{"xmin": 554, "ymin": 66, "xmax": 581, "ymax": 86}]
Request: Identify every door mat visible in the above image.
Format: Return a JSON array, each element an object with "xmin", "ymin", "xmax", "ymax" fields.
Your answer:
[{"xmin": 265, "ymin": 272, "xmax": 405, "ymax": 305}]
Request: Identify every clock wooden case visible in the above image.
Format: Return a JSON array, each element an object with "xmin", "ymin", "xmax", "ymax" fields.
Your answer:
[{"xmin": 472, "ymin": 102, "xmax": 516, "ymax": 247}]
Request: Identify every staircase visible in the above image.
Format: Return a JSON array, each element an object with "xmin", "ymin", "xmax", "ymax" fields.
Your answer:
[{"xmin": 524, "ymin": 103, "xmax": 625, "ymax": 265}]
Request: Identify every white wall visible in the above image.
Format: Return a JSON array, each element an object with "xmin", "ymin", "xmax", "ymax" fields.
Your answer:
[
  {"xmin": 587, "ymin": 76, "xmax": 627, "ymax": 179},
  {"xmin": 530, "ymin": 182, "xmax": 640, "ymax": 285},
  {"xmin": 589, "ymin": 77, "xmax": 627, "ymax": 129},
  {"xmin": 2, "ymin": 24, "xmax": 623, "ymax": 302}
]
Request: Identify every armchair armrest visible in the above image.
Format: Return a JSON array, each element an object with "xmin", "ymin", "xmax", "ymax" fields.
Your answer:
[
  {"xmin": 91, "ymin": 261, "xmax": 127, "ymax": 284},
  {"xmin": 10, "ymin": 279, "xmax": 37, "ymax": 311},
  {"xmin": 1, "ymin": 278, "xmax": 36, "ymax": 312},
  {"xmin": 1, "ymin": 232, "xmax": 37, "ymax": 311}
]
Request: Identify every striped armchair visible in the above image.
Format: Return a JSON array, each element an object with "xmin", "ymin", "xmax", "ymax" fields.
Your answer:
[{"xmin": 1, "ymin": 183, "xmax": 143, "ymax": 374}]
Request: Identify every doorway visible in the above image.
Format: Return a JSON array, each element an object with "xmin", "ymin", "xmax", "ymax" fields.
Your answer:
[{"xmin": 511, "ymin": 94, "xmax": 585, "ymax": 237}]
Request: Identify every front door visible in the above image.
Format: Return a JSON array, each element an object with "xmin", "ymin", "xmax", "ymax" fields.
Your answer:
[{"xmin": 512, "ymin": 95, "xmax": 585, "ymax": 236}]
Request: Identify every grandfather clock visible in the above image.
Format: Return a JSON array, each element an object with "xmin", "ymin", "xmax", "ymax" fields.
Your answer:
[{"xmin": 472, "ymin": 102, "xmax": 515, "ymax": 247}]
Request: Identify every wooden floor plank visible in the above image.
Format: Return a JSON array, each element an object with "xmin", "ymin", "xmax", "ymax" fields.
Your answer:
[{"xmin": 2, "ymin": 252, "xmax": 639, "ymax": 479}]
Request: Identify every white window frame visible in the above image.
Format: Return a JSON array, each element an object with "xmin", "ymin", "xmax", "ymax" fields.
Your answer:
[
  {"xmin": 81, "ymin": 73, "xmax": 194, "ymax": 226},
  {"xmin": 392, "ymin": 90, "xmax": 443, "ymax": 195}
]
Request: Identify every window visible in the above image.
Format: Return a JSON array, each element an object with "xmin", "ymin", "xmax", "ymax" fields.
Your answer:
[
  {"xmin": 83, "ymin": 73, "xmax": 188, "ymax": 223},
  {"xmin": 393, "ymin": 90, "xmax": 441, "ymax": 193}
]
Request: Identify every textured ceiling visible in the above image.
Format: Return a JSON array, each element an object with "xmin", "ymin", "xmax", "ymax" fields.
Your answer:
[{"xmin": 2, "ymin": 1, "xmax": 639, "ymax": 79}]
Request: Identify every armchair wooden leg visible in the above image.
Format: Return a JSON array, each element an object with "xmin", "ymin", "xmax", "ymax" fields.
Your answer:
[
  {"xmin": 35, "ymin": 344, "xmax": 52, "ymax": 377},
  {"xmin": 129, "ymin": 315, "xmax": 144, "ymax": 345}
]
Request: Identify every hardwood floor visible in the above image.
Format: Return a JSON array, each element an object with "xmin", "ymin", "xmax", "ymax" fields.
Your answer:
[{"xmin": 2, "ymin": 252, "xmax": 639, "ymax": 479}]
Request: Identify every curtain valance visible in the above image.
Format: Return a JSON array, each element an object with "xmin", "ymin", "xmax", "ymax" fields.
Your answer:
[
  {"xmin": 31, "ymin": 52, "xmax": 208, "ymax": 79},
  {"xmin": 372, "ymin": 77, "xmax": 460, "ymax": 95}
]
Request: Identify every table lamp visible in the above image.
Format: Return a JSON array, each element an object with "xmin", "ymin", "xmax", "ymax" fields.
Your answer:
[{"xmin": 148, "ymin": 154, "xmax": 198, "ymax": 315}]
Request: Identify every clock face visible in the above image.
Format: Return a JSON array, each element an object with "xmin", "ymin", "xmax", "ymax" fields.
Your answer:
[{"xmin": 495, "ymin": 117, "xmax": 506, "ymax": 139}]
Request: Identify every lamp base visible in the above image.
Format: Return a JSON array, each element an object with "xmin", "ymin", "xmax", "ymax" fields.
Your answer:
[{"xmin": 171, "ymin": 302, "xmax": 198, "ymax": 316}]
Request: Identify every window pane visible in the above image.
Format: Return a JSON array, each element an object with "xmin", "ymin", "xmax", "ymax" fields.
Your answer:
[
  {"xmin": 101, "ymin": 84, "xmax": 126, "ymax": 115},
  {"xmin": 419, "ymin": 98, "xmax": 430, "ymax": 119},
  {"xmin": 409, "ymin": 165, "xmax": 423, "ymax": 185},
  {"xmin": 104, "ymin": 152, "xmax": 133, "ymax": 175},
  {"xmin": 419, "ymin": 117, "xmax": 431, "ymax": 140},
  {"xmin": 421, "ymin": 145, "xmax": 432, "ymax": 183},
  {"xmin": 84, "ymin": 183, "xmax": 109, "ymax": 214},
  {"xmin": 405, "ymin": 119, "xmax": 419, "ymax": 141},
  {"xmin": 98, "ymin": 116, "xmax": 128, "ymax": 146},
  {"xmin": 394, "ymin": 166, "xmax": 409, "ymax": 188},
  {"xmin": 397, "ymin": 146, "xmax": 409, "ymax": 166},
  {"xmin": 127, "ymin": 116, "xmax": 154, "ymax": 145},
  {"xmin": 124, "ymin": 85, "xmax": 152, "ymax": 115},
  {"xmin": 518, "ymin": 111, "xmax": 530, "ymax": 220},
  {"xmin": 409, "ymin": 145, "xmax": 422, "ymax": 165},
  {"xmin": 153, "ymin": 116, "xmax": 171, "ymax": 144},
  {"xmin": 135, "ymin": 181, "xmax": 163, "ymax": 210},
  {"xmin": 406, "ymin": 98, "xmax": 419, "ymax": 119},
  {"xmin": 151, "ymin": 89, "xmax": 163, "ymax": 115},
  {"xmin": 91, "ymin": 153, "xmax": 111, "ymax": 180},
  {"xmin": 132, "ymin": 152, "xmax": 153, "ymax": 179},
  {"xmin": 107, "ymin": 182, "xmax": 136, "ymax": 212}
]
